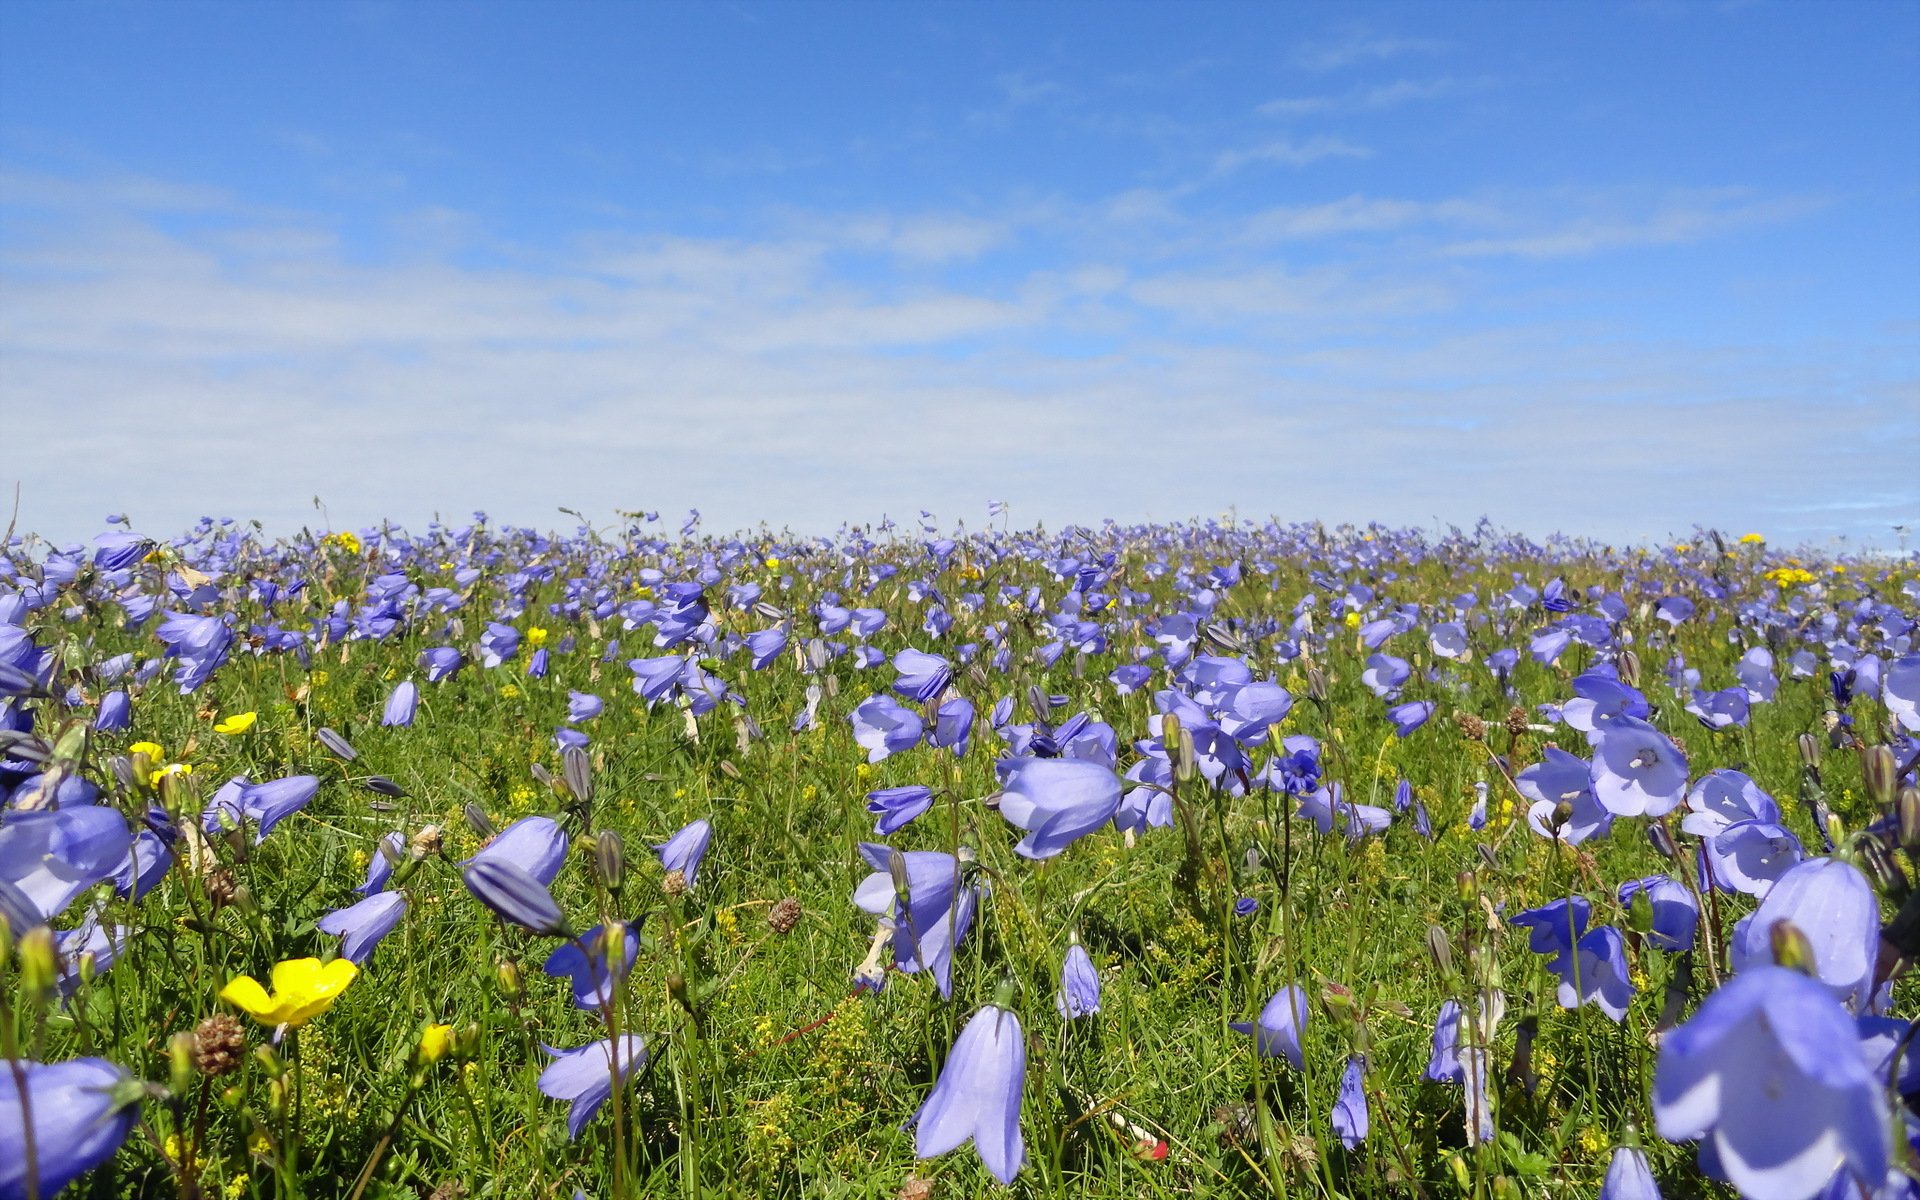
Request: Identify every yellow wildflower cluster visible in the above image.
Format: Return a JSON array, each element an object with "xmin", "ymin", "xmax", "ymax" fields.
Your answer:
[
  {"xmin": 324, "ymin": 530, "xmax": 362, "ymax": 555},
  {"xmin": 1765, "ymin": 567, "xmax": 1817, "ymax": 587}
]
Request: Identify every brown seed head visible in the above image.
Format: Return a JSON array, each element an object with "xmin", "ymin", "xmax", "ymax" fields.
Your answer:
[
  {"xmin": 767, "ymin": 897, "xmax": 802, "ymax": 934},
  {"xmin": 192, "ymin": 1013, "xmax": 246, "ymax": 1076}
]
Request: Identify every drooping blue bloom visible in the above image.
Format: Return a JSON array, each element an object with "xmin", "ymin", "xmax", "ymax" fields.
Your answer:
[
  {"xmin": 1510, "ymin": 897, "xmax": 1636, "ymax": 1021},
  {"xmin": 543, "ymin": 920, "xmax": 642, "ymax": 1010},
  {"xmin": 1387, "ymin": 700, "xmax": 1434, "ymax": 737},
  {"xmin": 358, "ymin": 832, "xmax": 405, "ymax": 895},
  {"xmin": 201, "ymin": 775, "xmax": 320, "ymax": 844},
  {"xmin": 1706, "ymin": 820, "xmax": 1805, "ymax": 897},
  {"xmin": 1231, "ymin": 985, "xmax": 1307, "ymax": 1068},
  {"xmin": 1425, "ymin": 999, "xmax": 1463, "ymax": 1082},
  {"xmin": 892, "ymin": 648, "xmax": 953, "ymax": 703},
  {"xmin": 1588, "ymin": 717, "xmax": 1689, "ymax": 817},
  {"xmin": 627, "ymin": 655, "xmax": 686, "ymax": 706},
  {"xmin": 463, "ymin": 859, "xmax": 568, "ymax": 935},
  {"xmin": 55, "ymin": 917, "xmax": 128, "ymax": 999},
  {"xmin": 851, "ymin": 844, "xmax": 978, "ymax": 997},
  {"xmin": 566, "ymin": 691, "xmax": 603, "ymax": 722},
  {"xmin": 1686, "ymin": 686, "xmax": 1750, "ymax": 731},
  {"xmin": 1729, "ymin": 857, "xmax": 1878, "ymax": 1011},
  {"xmin": 1562, "ymin": 670, "xmax": 1651, "ymax": 733},
  {"xmin": 420, "ymin": 647, "xmax": 464, "ymax": 683},
  {"xmin": 995, "ymin": 757, "xmax": 1122, "ymax": 859},
  {"xmin": 1884, "ymin": 655, "xmax": 1920, "ymax": 733},
  {"xmin": 1654, "ymin": 596, "xmax": 1695, "ymax": 626},
  {"xmin": 538, "ymin": 1036, "xmax": 648, "ymax": 1139},
  {"xmin": 382, "ymin": 679, "xmax": 419, "ymax": 727},
  {"xmin": 1655, "ymin": 966, "xmax": 1887, "ymax": 1200},
  {"xmin": 866, "ymin": 786, "xmax": 936, "ymax": 836},
  {"xmin": 1519, "ymin": 747, "xmax": 1613, "ymax": 845},
  {"xmin": 91, "ymin": 531, "xmax": 152, "ymax": 571},
  {"xmin": 850, "ymin": 694, "xmax": 925, "ymax": 763},
  {"xmin": 154, "ymin": 611, "xmax": 233, "ymax": 693},
  {"xmin": 1601, "ymin": 1146, "xmax": 1662, "ymax": 1200},
  {"xmin": 1617, "ymin": 875, "xmax": 1699, "ymax": 951},
  {"xmin": 929, "ymin": 695, "xmax": 975, "ymax": 756},
  {"xmin": 478, "ymin": 622, "xmax": 520, "ymax": 668},
  {"xmin": 910, "ymin": 1005, "xmax": 1026, "ymax": 1185},
  {"xmin": 655, "ymin": 818, "xmax": 713, "ymax": 887},
  {"xmin": 1297, "ymin": 783, "xmax": 1390, "ymax": 838},
  {"xmin": 1234, "ymin": 896, "xmax": 1259, "ymax": 918},
  {"xmin": 316, "ymin": 891, "xmax": 407, "ymax": 963},
  {"xmin": 1361, "ymin": 654, "xmax": 1410, "ymax": 699},
  {"xmin": 467, "ymin": 815, "xmax": 569, "ymax": 886},
  {"xmin": 108, "ymin": 828, "xmax": 173, "ymax": 900},
  {"xmin": 0, "ymin": 1056, "xmax": 140, "ymax": 1198},
  {"xmin": 0, "ymin": 806, "xmax": 135, "ymax": 924},
  {"xmin": 1332, "ymin": 1055, "xmax": 1368, "ymax": 1150},
  {"xmin": 745, "ymin": 626, "xmax": 788, "ymax": 671},
  {"xmin": 525, "ymin": 647, "xmax": 548, "ymax": 678},
  {"xmin": 93, "ymin": 690, "xmax": 131, "ymax": 731},
  {"xmin": 1055, "ymin": 943, "xmax": 1100, "ymax": 1019}
]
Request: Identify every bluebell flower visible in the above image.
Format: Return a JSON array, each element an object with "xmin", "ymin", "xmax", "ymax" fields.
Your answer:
[
  {"xmin": 866, "ymin": 786, "xmax": 936, "ymax": 836},
  {"xmin": 1705, "ymin": 820, "xmax": 1805, "ymax": 897},
  {"xmin": 543, "ymin": 920, "xmax": 641, "ymax": 1009},
  {"xmin": 910, "ymin": 1005, "xmax": 1025, "ymax": 1185},
  {"xmin": 467, "ymin": 815, "xmax": 569, "ymax": 886},
  {"xmin": 1510, "ymin": 897, "xmax": 1635, "ymax": 1021},
  {"xmin": 1729, "ymin": 858, "xmax": 1878, "ymax": 1010},
  {"xmin": 358, "ymin": 832, "xmax": 405, "ymax": 895},
  {"xmin": 1884, "ymin": 655, "xmax": 1920, "ymax": 733},
  {"xmin": 1425, "ymin": 999, "xmax": 1463, "ymax": 1082},
  {"xmin": 892, "ymin": 648, "xmax": 953, "ymax": 703},
  {"xmin": 478, "ymin": 622, "xmax": 520, "ymax": 668},
  {"xmin": 745, "ymin": 626, "xmax": 788, "ymax": 671},
  {"xmin": 1601, "ymin": 1145, "xmax": 1661, "ymax": 1200},
  {"xmin": 1654, "ymin": 596, "xmax": 1694, "ymax": 626},
  {"xmin": 382, "ymin": 680, "xmax": 419, "ymax": 727},
  {"xmin": 201, "ymin": 775, "xmax": 320, "ymax": 844},
  {"xmin": 930, "ymin": 695, "xmax": 974, "ymax": 756},
  {"xmin": 91, "ymin": 531, "xmax": 152, "ymax": 571},
  {"xmin": 108, "ymin": 829, "xmax": 173, "ymax": 901},
  {"xmin": 1617, "ymin": 875, "xmax": 1698, "ymax": 951},
  {"xmin": 1655, "ymin": 966, "xmax": 1887, "ymax": 1200},
  {"xmin": 420, "ymin": 647, "xmax": 464, "ymax": 683},
  {"xmin": 525, "ymin": 648, "xmax": 549, "ymax": 679},
  {"xmin": 1231, "ymin": 985, "xmax": 1307, "ymax": 1068},
  {"xmin": 1562, "ymin": 671, "xmax": 1650, "ymax": 732},
  {"xmin": 1297, "ymin": 783, "xmax": 1391, "ymax": 838},
  {"xmin": 93, "ymin": 690, "xmax": 131, "ymax": 731},
  {"xmin": 0, "ymin": 1056, "xmax": 139, "ymax": 1197},
  {"xmin": 1519, "ymin": 748, "xmax": 1613, "ymax": 845},
  {"xmin": 1234, "ymin": 897, "xmax": 1259, "ymax": 917},
  {"xmin": 0, "ymin": 806, "xmax": 134, "ymax": 923},
  {"xmin": 55, "ymin": 917, "xmax": 128, "ymax": 999},
  {"xmin": 1588, "ymin": 717, "xmax": 1689, "ymax": 817},
  {"xmin": 1387, "ymin": 700, "xmax": 1434, "ymax": 737},
  {"xmin": 850, "ymin": 695, "xmax": 924, "ymax": 763},
  {"xmin": 1056, "ymin": 943, "xmax": 1100, "ymax": 1019},
  {"xmin": 628, "ymin": 655, "xmax": 687, "ymax": 706},
  {"xmin": 655, "ymin": 818, "xmax": 713, "ymax": 887},
  {"xmin": 1686, "ymin": 686, "xmax": 1750, "ymax": 731},
  {"xmin": 538, "ymin": 1036, "xmax": 648, "ymax": 1139},
  {"xmin": 463, "ymin": 859, "xmax": 567, "ymax": 935},
  {"xmin": 154, "ymin": 611, "xmax": 233, "ymax": 692},
  {"xmin": 1361, "ymin": 654, "xmax": 1410, "ymax": 699},
  {"xmin": 317, "ymin": 891, "xmax": 407, "ymax": 963},
  {"xmin": 995, "ymin": 757, "xmax": 1121, "ymax": 859},
  {"xmin": 851, "ymin": 844, "xmax": 978, "ymax": 997},
  {"xmin": 564, "ymin": 691, "xmax": 603, "ymax": 723},
  {"xmin": 1332, "ymin": 1055, "xmax": 1368, "ymax": 1150}
]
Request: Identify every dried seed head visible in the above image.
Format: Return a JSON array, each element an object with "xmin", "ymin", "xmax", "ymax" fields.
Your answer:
[
  {"xmin": 897, "ymin": 1178, "xmax": 936, "ymax": 1200},
  {"xmin": 662, "ymin": 869, "xmax": 689, "ymax": 898},
  {"xmin": 1505, "ymin": 706, "xmax": 1530, "ymax": 737},
  {"xmin": 767, "ymin": 897, "xmax": 802, "ymax": 934},
  {"xmin": 409, "ymin": 825, "xmax": 444, "ymax": 859},
  {"xmin": 192, "ymin": 1014, "xmax": 247, "ymax": 1076},
  {"xmin": 1454, "ymin": 712, "xmax": 1487, "ymax": 742},
  {"xmin": 205, "ymin": 867, "xmax": 239, "ymax": 909}
]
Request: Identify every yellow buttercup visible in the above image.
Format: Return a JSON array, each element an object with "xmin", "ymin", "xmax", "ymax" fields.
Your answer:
[
  {"xmin": 214, "ymin": 711, "xmax": 257, "ymax": 735},
  {"xmin": 219, "ymin": 958, "xmax": 359, "ymax": 1029}
]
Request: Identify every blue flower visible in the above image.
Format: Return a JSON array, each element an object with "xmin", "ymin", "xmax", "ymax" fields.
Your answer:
[
  {"xmin": 1600, "ymin": 1145, "xmax": 1662, "ymax": 1200},
  {"xmin": 0, "ymin": 806, "xmax": 133, "ymax": 924},
  {"xmin": 1386, "ymin": 700, "xmax": 1434, "ymax": 737},
  {"xmin": 1617, "ymin": 875, "xmax": 1698, "ymax": 952},
  {"xmin": 467, "ymin": 815, "xmax": 569, "ymax": 886},
  {"xmin": 1729, "ymin": 858, "xmax": 1878, "ymax": 1011},
  {"xmin": 316, "ymin": 891, "xmax": 407, "ymax": 963},
  {"xmin": 994, "ymin": 757, "xmax": 1121, "ymax": 859},
  {"xmin": 866, "ymin": 786, "xmax": 936, "ymax": 836},
  {"xmin": 655, "ymin": 819, "xmax": 713, "ymax": 887},
  {"xmin": 910, "ymin": 1005, "xmax": 1026, "ymax": 1185},
  {"xmin": 463, "ymin": 859, "xmax": 568, "ymax": 935},
  {"xmin": 538, "ymin": 1036, "xmax": 648, "ymax": 1139},
  {"xmin": 201, "ymin": 775, "xmax": 320, "ymax": 844},
  {"xmin": 1588, "ymin": 717, "xmax": 1689, "ymax": 817},
  {"xmin": 1655, "ymin": 966, "xmax": 1887, "ymax": 1200},
  {"xmin": 382, "ymin": 680, "xmax": 419, "ymax": 727},
  {"xmin": 892, "ymin": 648, "xmax": 953, "ymax": 703},
  {"xmin": 154, "ymin": 611, "xmax": 233, "ymax": 693},
  {"xmin": 850, "ymin": 695, "xmax": 924, "ymax": 763},
  {"xmin": 1331, "ymin": 1055, "xmax": 1368, "ymax": 1150},
  {"xmin": 851, "ymin": 844, "xmax": 978, "ymax": 998},
  {"xmin": 543, "ymin": 921, "xmax": 641, "ymax": 1010},
  {"xmin": 419, "ymin": 647, "xmax": 464, "ymax": 683},
  {"xmin": 566, "ymin": 691, "xmax": 603, "ymax": 723},
  {"xmin": 1055, "ymin": 943, "xmax": 1100, "ymax": 1019},
  {"xmin": 0, "ymin": 1057, "xmax": 139, "ymax": 1197},
  {"xmin": 1231, "ymin": 985, "xmax": 1307, "ymax": 1068}
]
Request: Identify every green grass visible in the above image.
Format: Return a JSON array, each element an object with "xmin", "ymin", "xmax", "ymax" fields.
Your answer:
[{"xmin": 5, "ymin": 527, "xmax": 1906, "ymax": 1198}]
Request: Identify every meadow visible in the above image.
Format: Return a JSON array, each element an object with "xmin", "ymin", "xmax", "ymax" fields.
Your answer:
[{"xmin": 2, "ymin": 512, "xmax": 1917, "ymax": 1200}]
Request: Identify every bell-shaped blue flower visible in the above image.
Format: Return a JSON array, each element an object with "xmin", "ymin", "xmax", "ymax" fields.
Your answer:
[{"xmin": 910, "ymin": 1005, "xmax": 1026, "ymax": 1185}]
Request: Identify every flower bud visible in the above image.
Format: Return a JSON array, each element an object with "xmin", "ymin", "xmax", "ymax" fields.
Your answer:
[
  {"xmin": 1306, "ymin": 665, "xmax": 1328, "ymax": 704},
  {"xmin": 1859, "ymin": 838, "xmax": 1909, "ymax": 901},
  {"xmin": 495, "ymin": 957, "xmax": 524, "ymax": 1004},
  {"xmin": 1425, "ymin": 925, "xmax": 1455, "ymax": 981},
  {"xmin": 18, "ymin": 925, "xmax": 57, "ymax": 998},
  {"xmin": 1900, "ymin": 787, "xmax": 1920, "ymax": 853},
  {"xmin": 1646, "ymin": 822, "xmax": 1678, "ymax": 861},
  {"xmin": 1863, "ymin": 745, "xmax": 1898, "ymax": 809},
  {"xmin": 169, "ymin": 1031, "xmax": 196, "ymax": 1096},
  {"xmin": 594, "ymin": 830, "xmax": 625, "ymax": 893},
  {"xmin": 1769, "ymin": 918, "xmax": 1817, "ymax": 976},
  {"xmin": 1625, "ymin": 888, "xmax": 1655, "ymax": 935},
  {"xmin": 463, "ymin": 803, "xmax": 496, "ymax": 839},
  {"xmin": 666, "ymin": 971, "xmax": 694, "ymax": 1016},
  {"xmin": 1616, "ymin": 650, "xmax": 1641, "ymax": 689},
  {"xmin": 562, "ymin": 745, "xmax": 593, "ymax": 805},
  {"xmin": 1456, "ymin": 871, "xmax": 1478, "ymax": 902},
  {"xmin": 1797, "ymin": 732, "xmax": 1822, "ymax": 771}
]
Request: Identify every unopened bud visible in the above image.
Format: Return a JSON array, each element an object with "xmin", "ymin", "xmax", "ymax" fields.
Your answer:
[
  {"xmin": 562, "ymin": 745, "xmax": 593, "ymax": 805},
  {"xmin": 463, "ymin": 804, "xmax": 496, "ymax": 839},
  {"xmin": 1425, "ymin": 925, "xmax": 1455, "ymax": 981},
  {"xmin": 666, "ymin": 971, "xmax": 694, "ymax": 1016},
  {"xmin": 168, "ymin": 1031, "xmax": 196, "ymax": 1096},
  {"xmin": 593, "ymin": 831, "xmax": 625, "ymax": 892},
  {"xmin": 1900, "ymin": 787, "xmax": 1920, "ymax": 852},
  {"xmin": 1769, "ymin": 918, "xmax": 1817, "ymax": 976},
  {"xmin": 1859, "ymin": 838, "xmax": 1909, "ymax": 901},
  {"xmin": 1797, "ymin": 733, "xmax": 1822, "ymax": 771},
  {"xmin": 1320, "ymin": 981, "xmax": 1357, "ymax": 1024},
  {"xmin": 1647, "ymin": 822, "xmax": 1678, "ymax": 861},
  {"xmin": 1306, "ymin": 665, "xmax": 1328, "ymax": 704},
  {"xmin": 495, "ymin": 958, "xmax": 524, "ymax": 1003},
  {"xmin": 16, "ymin": 928, "xmax": 56, "ymax": 996},
  {"xmin": 315, "ymin": 727, "xmax": 358, "ymax": 761},
  {"xmin": 1863, "ymin": 745, "xmax": 1898, "ymax": 809},
  {"xmin": 1456, "ymin": 871, "xmax": 1477, "ymax": 902},
  {"xmin": 1626, "ymin": 889, "xmax": 1655, "ymax": 935},
  {"xmin": 1175, "ymin": 727, "xmax": 1197, "ymax": 783},
  {"xmin": 1616, "ymin": 650, "xmax": 1641, "ymax": 689}
]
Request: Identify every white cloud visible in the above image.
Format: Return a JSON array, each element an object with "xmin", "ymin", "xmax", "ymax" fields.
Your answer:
[
  {"xmin": 1209, "ymin": 136, "xmax": 1373, "ymax": 176},
  {"xmin": 1289, "ymin": 31, "xmax": 1449, "ymax": 73}
]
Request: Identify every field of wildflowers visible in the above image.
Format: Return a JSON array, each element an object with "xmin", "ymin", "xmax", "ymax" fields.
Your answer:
[{"xmin": 2, "ymin": 511, "xmax": 1917, "ymax": 1199}]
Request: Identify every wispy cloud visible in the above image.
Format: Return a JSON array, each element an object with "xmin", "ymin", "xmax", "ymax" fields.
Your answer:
[
  {"xmin": 1289, "ymin": 30, "xmax": 1448, "ymax": 73},
  {"xmin": 1441, "ymin": 191, "xmax": 1827, "ymax": 259},
  {"xmin": 1208, "ymin": 136, "xmax": 1373, "ymax": 177},
  {"xmin": 1257, "ymin": 76, "xmax": 1486, "ymax": 117}
]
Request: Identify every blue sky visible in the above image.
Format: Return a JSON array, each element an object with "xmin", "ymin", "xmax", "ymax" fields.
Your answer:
[{"xmin": 2, "ymin": 1, "xmax": 1915, "ymax": 548}]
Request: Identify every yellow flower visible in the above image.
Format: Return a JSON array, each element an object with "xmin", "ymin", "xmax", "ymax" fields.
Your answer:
[
  {"xmin": 219, "ymin": 958, "xmax": 359, "ymax": 1029},
  {"xmin": 764, "ymin": 556, "xmax": 782, "ymax": 570},
  {"xmin": 129, "ymin": 741, "xmax": 167, "ymax": 762},
  {"xmin": 214, "ymin": 711, "xmax": 257, "ymax": 735},
  {"xmin": 498, "ymin": 683, "xmax": 521, "ymax": 700},
  {"xmin": 1739, "ymin": 532, "xmax": 1765, "ymax": 544},
  {"xmin": 417, "ymin": 1023, "xmax": 455, "ymax": 1064},
  {"xmin": 526, "ymin": 626, "xmax": 548, "ymax": 645},
  {"xmin": 151, "ymin": 762, "xmax": 194, "ymax": 787},
  {"xmin": 326, "ymin": 530, "xmax": 362, "ymax": 555},
  {"xmin": 1343, "ymin": 611, "xmax": 1362, "ymax": 629}
]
